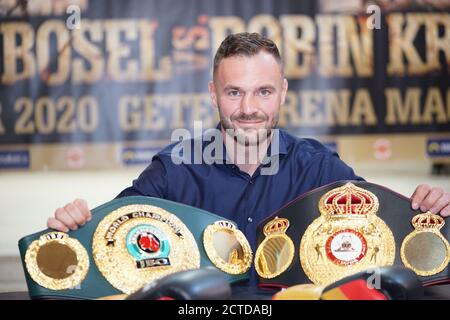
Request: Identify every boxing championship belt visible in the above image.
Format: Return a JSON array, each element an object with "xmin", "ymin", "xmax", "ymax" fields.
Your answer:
[
  {"xmin": 255, "ymin": 181, "xmax": 450, "ymax": 288},
  {"xmin": 18, "ymin": 196, "xmax": 252, "ymax": 299}
]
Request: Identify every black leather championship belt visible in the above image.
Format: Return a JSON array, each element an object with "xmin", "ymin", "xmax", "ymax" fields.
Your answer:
[
  {"xmin": 18, "ymin": 196, "xmax": 253, "ymax": 299},
  {"xmin": 255, "ymin": 181, "xmax": 450, "ymax": 288}
]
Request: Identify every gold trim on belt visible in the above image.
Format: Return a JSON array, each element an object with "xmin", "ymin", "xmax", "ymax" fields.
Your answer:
[
  {"xmin": 255, "ymin": 217, "xmax": 295, "ymax": 279},
  {"xmin": 401, "ymin": 211, "xmax": 450, "ymax": 276},
  {"xmin": 203, "ymin": 220, "xmax": 252, "ymax": 275},
  {"xmin": 25, "ymin": 232, "xmax": 89, "ymax": 290}
]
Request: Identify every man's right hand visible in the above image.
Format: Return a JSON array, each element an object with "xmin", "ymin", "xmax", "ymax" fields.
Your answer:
[{"xmin": 47, "ymin": 199, "xmax": 92, "ymax": 232}]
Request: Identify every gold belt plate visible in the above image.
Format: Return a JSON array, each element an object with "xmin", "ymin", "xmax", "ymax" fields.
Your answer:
[
  {"xmin": 203, "ymin": 220, "xmax": 252, "ymax": 275},
  {"xmin": 25, "ymin": 232, "xmax": 89, "ymax": 290},
  {"xmin": 300, "ymin": 183, "xmax": 396, "ymax": 285},
  {"xmin": 255, "ymin": 217, "xmax": 295, "ymax": 279},
  {"xmin": 401, "ymin": 211, "xmax": 450, "ymax": 276},
  {"xmin": 92, "ymin": 204, "xmax": 200, "ymax": 294}
]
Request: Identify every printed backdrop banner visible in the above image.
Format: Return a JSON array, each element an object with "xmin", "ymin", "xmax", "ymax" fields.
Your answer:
[{"xmin": 0, "ymin": 0, "xmax": 449, "ymax": 170}]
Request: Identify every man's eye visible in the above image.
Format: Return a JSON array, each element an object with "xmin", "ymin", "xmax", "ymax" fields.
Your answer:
[
  {"xmin": 228, "ymin": 90, "xmax": 240, "ymax": 97},
  {"xmin": 260, "ymin": 89, "xmax": 271, "ymax": 97}
]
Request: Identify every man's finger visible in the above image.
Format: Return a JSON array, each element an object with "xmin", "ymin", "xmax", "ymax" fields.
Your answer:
[
  {"xmin": 47, "ymin": 217, "xmax": 69, "ymax": 233},
  {"xmin": 64, "ymin": 203, "xmax": 86, "ymax": 226},
  {"xmin": 419, "ymin": 187, "xmax": 444, "ymax": 212},
  {"xmin": 410, "ymin": 184, "xmax": 431, "ymax": 210},
  {"xmin": 429, "ymin": 193, "xmax": 450, "ymax": 215},
  {"xmin": 440, "ymin": 204, "xmax": 450, "ymax": 217},
  {"xmin": 73, "ymin": 199, "xmax": 92, "ymax": 221},
  {"xmin": 55, "ymin": 208, "xmax": 78, "ymax": 230}
]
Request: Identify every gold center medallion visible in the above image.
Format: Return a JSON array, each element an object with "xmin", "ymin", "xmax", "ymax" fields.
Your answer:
[
  {"xmin": 401, "ymin": 211, "xmax": 450, "ymax": 276},
  {"xmin": 25, "ymin": 232, "xmax": 89, "ymax": 290},
  {"xmin": 203, "ymin": 221, "xmax": 252, "ymax": 275},
  {"xmin": 92, "ymin": 204, "xmax": 200, "ymax": 294},
  {"xmin": 255, "ymin": 217, "xmax": 295, "ymax": 279},
  {"xmin": 300, "ymin": 183, "xmax": 396, "ymax": 285}
]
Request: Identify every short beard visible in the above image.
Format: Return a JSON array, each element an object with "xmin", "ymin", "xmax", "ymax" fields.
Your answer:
[{"xmin": 219, "ymin": 109, "xmax": 278, "ymax": 147}]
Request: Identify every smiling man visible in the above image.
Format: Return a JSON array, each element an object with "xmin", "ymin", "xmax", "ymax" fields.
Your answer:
[
  {"xmin": 208, "ymin": 35, "xmax": 288, "ymax": 177},
  {"xmin": 47, "ymin": 32, "xmax": 450, "ymax": 257}
]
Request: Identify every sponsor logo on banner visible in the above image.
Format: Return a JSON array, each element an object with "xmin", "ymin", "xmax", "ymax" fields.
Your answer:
[
  {"xmin": 373, "ymin": 138, "xmax": 392, "ymax": 160},
  {"xmin": 66, "ymin": 147, "xmax": 86, "ymax": 169},
  {"xmin": 122, "ymin": 147, "xmax": 159, "ymax": 165},
  {"xmin": 427, "ymin": 139, "xmax": 450, "ymax": 157},
  {"xmin": 0, "ymin": 150, "xmax": 30, "ymax": 168}
]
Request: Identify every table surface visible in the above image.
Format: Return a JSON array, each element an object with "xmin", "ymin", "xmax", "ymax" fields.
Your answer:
[{"xmin": 1, "ymin": 284, "xmax": 449, "ymax": 300}]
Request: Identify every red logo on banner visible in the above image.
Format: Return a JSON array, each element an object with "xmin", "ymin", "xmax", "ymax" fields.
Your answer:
[
  {"xmin": 66, "ymin": 147, "xmax": 85, "ymax": 169},
  {"xmin": 373, "ymin": 139, "xmax": 392, "ymax": 160}
]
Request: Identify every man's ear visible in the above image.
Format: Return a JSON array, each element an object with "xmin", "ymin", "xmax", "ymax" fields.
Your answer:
[
  {"xmin": 208, "ymin": 81, "xmax": 219, "ymax": 108},
  {"xmin": 280, "ymin": 78, "xmax": 288, "ymax": 105}
]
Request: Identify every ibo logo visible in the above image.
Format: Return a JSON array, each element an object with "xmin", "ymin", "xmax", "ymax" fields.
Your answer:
[
  {"xmin": 427, "ymin": 139, "xmax": 450, "ymax": 157},
  {"xmin": 126, "ymin": 224, "xmax": 171, "ymax": 268}
]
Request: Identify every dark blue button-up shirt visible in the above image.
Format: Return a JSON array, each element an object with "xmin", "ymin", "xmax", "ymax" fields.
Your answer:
[{"xmin": 117, "ymin": 127, "xmax": 363, "ymax": 252}]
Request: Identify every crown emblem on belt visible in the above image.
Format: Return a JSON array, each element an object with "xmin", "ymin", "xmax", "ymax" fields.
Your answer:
[
  {"xmin": 411, "ymin": 211, "xmax": 445, "ymax": 230},
  {"xmin": 215, "ymin": 220, "xmax": 237, "ymax": 230},
  {"xmin": 263, "ymin": 217, "xmax": 290, "ymax": 236},
  {"xmin": 319, "ymin": 182, "xmax": 379, "ymax": 218}
]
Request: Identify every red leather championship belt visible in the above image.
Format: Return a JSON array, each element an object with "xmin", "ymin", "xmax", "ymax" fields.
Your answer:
[{"xmin": 255, "ymin": 181, "xmax": 450, "ymax": 288}]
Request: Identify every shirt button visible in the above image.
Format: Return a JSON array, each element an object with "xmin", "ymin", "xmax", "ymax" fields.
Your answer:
[
  {"xmin": 247, "ymin": 217, "xmax": 253, "ymax": 223},
  {"xmin": 249, "ymin": 179, "xmax": 254, "ymax": 184}
]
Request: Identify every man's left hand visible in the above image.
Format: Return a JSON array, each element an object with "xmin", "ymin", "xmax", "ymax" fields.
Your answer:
[{"xmin": 411, "ymin": 184, "xmax": 450, "ymax": 217}]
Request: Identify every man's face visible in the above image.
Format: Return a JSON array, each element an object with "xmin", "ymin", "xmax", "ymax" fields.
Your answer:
[{"xmin": 208, "ymin": 51, "xmax": 288, "ymax": 146}]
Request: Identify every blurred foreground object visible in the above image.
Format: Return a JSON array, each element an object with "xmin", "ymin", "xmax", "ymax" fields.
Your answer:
[{"xmin": 273, "ymin": 266, "xmax": 424, "ymax": 300}]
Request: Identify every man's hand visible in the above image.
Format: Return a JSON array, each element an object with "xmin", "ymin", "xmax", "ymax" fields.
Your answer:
[
  {"xmin": 411, "ymin": 184, "xmax": 450, "ymax": 217},
  {"xmin": 47, "ymin": 199, "xmax": 92, "ymax": 232}
]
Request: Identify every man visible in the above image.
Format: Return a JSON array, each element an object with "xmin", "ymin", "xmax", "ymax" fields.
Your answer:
[{"xmin": 47, "ymin": 32, "xmax": 450, "ymax": 252}]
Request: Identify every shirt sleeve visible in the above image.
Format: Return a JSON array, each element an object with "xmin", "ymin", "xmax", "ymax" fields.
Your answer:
[{"xmin": 115, "ymin": 155, "xmax": 168, "ymax": 199}]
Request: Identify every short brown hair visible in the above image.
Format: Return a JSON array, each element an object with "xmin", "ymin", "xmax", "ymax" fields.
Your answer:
[{"xmin": 213, "ymin": 32, "xmax": 283, "ymax": 77}]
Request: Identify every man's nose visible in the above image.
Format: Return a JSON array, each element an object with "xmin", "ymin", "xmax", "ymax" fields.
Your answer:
[{"xmin": 240, "ymin": 94, "xmax": 257, "ymax": 114}]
